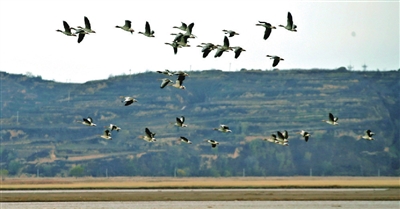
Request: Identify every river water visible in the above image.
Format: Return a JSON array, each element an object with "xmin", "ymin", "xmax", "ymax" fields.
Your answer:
[{"xmin": 1, "ymin": 201, "xmax": 399, "ymax": 209}]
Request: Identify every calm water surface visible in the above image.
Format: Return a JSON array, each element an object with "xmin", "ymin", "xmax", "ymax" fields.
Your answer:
[{"xmin": 1, "ymin": 201, "xmax": 399, "ymax": 209}]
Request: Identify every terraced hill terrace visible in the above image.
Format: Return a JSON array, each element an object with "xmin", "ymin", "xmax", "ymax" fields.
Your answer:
[{"xmin": 0, "ymin": 69, "xmax": 399, "ymax": 177}]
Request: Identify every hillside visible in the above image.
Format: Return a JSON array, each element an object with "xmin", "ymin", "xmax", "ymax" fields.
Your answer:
[{"xmin": 0, "ymin": 69, "xmax": 399, "ymax": 177}]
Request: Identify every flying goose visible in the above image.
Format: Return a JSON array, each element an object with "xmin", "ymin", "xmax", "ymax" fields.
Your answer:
[
  {"xmin": 100, "ymin": 129, "xmax": 112, "ymax": 140},
  {"xmin": 197, "ymin": 43, "xmax": 218, "ymax": 58},
  {"xmin": 255, "ymin": 21, "xmax": 276, "ymax": 40},
  {"xmin": 116, "ymin": 20, "xmax": 134, "ymax": 34},
  {"xmin": 171, "ymin": 75, "xmax": 186, "ymax": 89},
  {"xmin": 198, "ymin": 42, "xmax": 215, "ymax": 48},
  {"xmin": 297, "ymin": 130, "xmax": 310, "ymax": 142},
  {"xmin": 174, "ymin": 71, "xmax": 189, "ymax": 77},
  {"xmin": 159, "ymin": 78, "xmax": 174, "ymax": 88},
  {"xmin": 171, "ymin": 33, "xmax": 183, "ymax": 42},
  {"xmin": 179, "ymin": 136, "xmax": 192, "ymax": 144},
  {"xmin": 72, "ymin": 28, "xmax": 89, "ymax": 43},
  {"xmin": 138, "ymin": 21, "xmax": 155, "ymax": 37},
  {"xmin": 263, "ymin": 134, "xmax": 277, "ymax": 143},
  {"xmin": 222, "ymin": 29, "xmax": 239, "ymax": 37},
  {"xmin": 184, "ymin": 22, "xmax": 196, "ymax": 38},
  {"xmin": 173, "ymin": 22, "xmax": 189, "ymax": 31},
  {"xmin": 322, "ymin": 113, "xmax": 339, "ymax": 125},
  {"xmin": 121, "ymin": 96, "xmax": 137, "ymax": 106},
  {"xmin": 77, "ymin": 16, "xmax": 96, "ymax": 33},
  {"xmin": 139, "ymin": 128, "xmax": 156, "ymax": 142},
  {"xmin": 81, "ymin": 117, "xmax": 96, "ymax": 126},
  {"xmin": 277, "ymin": 130, "xmax": 289, "ymax": 142},
  {"xmin": 232, "ymin": 46, "xmax": 246, "ymax": 59},
  {"xmin": 56, "ymin": 21, "xmax": 76, "ymax": 36},
  {"xmin": 282, "ymin": 130, "xmax": 289, "ymax": 141},
  {"xmin": 361, "ymin": 130, "xmax": 374, "ymax": 140},
  {"xmin": 157, "ymin": 69, "xmax": 174, "ymax": 76},
  {"xmin": 74, "ymin": 16, "xmax": 96, "ymax": 43},
  {"xmin": 165, "ymin": 41, "xmax": 182, "ymax": 54},
  {"xmin": 279, "ymin": 12, "xmax": 297, "ymax": 32},
  {"xmin": 173, "ymin": 22, "xmax": 195, "ymax": 35},
  {"xmin": 207, "ymin": 139, "xmax": 219, "ymax": 148},
  {"xmin": 214, "ymin": 124, "xmax": 232, "ymax": 133},
  {"xmin": 266, "ymin": 55, "xmax": 284, "ymax": 67},
  {"xmin": 201, "ymin": 46, "xmax": 218, "ymax": 58},
  {"xmin": 105, "ymin": 124, "xmax": 121, "ymax": 132},
  {"xmin": 174, "ymin": 116, "xmax": 187, "ymax": 127},
  {"xmin": 214, "ymin": 36, "xmax": 233, "ymax": 58},
  {"xmin": 171, "ymin": 33, "xmax": 191, "ymax": 47}
]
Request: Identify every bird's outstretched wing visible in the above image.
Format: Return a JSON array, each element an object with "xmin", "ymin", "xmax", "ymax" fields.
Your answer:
[{"xmin": 84, "ymin": 16, "xmax": 91, "ymax": 29}]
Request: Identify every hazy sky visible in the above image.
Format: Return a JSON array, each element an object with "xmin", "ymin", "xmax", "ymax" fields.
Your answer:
[{"xmin": 0, "ymin": 0, "xmax": 398, "ymax": 83}]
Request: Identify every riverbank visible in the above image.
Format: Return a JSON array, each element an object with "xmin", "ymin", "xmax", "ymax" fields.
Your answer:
[{"xmin": 1, "ymin": 176, "xmax": 398, "ymax": 190}]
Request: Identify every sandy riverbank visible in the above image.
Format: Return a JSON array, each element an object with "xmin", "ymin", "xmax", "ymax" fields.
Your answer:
[{"xmin": 1, "ymin": 176, "xmax": 398, "ymax": 190}]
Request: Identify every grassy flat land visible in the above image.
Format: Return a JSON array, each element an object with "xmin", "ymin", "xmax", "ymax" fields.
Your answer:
[{"xmin": 1, "ymin": 176, "xmax": 398, "ymax": 189}]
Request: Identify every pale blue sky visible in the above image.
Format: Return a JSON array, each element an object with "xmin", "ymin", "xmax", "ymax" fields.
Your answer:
[{"xmin": 0, "ymin": 0, "xmax": 398, "ymax": 83}]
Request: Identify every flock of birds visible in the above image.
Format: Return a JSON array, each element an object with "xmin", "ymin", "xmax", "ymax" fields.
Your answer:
[
  {"xmin": 62, "ymin": 12, "xmax": 375, "ymax": 148},
  {"xmin": 56, "ymin": 12, "xmax": 298, "ymax": 67},
  {"xmin": 76, "ymin": 68, "xmax": 233, "ymax": 148},
  {"xmin": 264, "ymin": 113, "xmax": 375, "ymax": 146},
  {"xmin": 78, "ymin": 109, "xmax": 230, "ymax": 148},
  {"xmin": 77, "ymin": 76, "xmax": 375, "ymax": 148}
]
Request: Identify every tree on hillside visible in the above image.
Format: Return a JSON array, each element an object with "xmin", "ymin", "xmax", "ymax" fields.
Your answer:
[
  {"xmin": 69, "ymin": 165, "xmax": 84, "ymax": 177},
  {"xmin": 7, "ymin": 160, "xmax": 21, "ymax": 175},
  {"xmin": 0, "ymin": 169, "xmax": 9, "ymax": 180}
]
